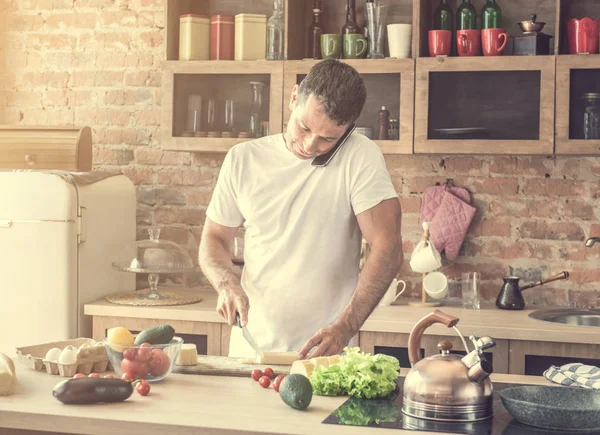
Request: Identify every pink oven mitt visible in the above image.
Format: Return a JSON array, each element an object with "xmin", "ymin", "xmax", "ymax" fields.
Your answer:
[{"xmin": 421, "ymin": 184, "xmax": 476, "ymax": 261}]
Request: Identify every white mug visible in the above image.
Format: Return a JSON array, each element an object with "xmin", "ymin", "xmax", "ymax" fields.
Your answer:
[
  {"xmin": 379, "ymin": 279, "xmax": 407, "ymax": 306},
  {"xmin": 387, "ymin": 23, "xmax": 412, "ymax": 58},
  {"xmin": 423, "ymin": 271, "xmax": 448, "ymax": 299},
  {"xmin": 410, "ymin": 240, "xmax": 442, "ymax": 273}
]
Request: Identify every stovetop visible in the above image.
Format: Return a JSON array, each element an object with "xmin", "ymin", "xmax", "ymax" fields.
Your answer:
[{"xmin": 322, "ymin": 378, "xmax": 600, "ymax": 434}]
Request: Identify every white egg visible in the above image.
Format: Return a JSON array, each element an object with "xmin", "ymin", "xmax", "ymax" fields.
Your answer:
[
  {"xmin": 44, "ymin": 347, "xmax": 62, "ymax": 362},
  {"xmin": 58, "ymin": 345, "xmax": 78, "ymax": 365}
]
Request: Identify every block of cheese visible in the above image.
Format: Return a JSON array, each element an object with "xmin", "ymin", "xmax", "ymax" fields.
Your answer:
[
  {"xmin": 254, "ymin": 352, "xmax": 298, "ymax": 365},
  {"xmin": 290, "ymin": 354, "xmax": 343, "ymax": 378},
  {"xmin": 175, "ymin": 343, "xmax": 198, "ymax": 366}
]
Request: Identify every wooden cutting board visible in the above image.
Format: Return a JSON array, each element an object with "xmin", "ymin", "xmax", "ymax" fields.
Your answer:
[{"xmin": 172, "ymin": 355, "xmax": 291, "ymax": 377}]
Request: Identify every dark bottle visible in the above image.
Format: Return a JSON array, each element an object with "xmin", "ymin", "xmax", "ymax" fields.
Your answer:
[
  {"xmin": 342, "ymin": 0, "xmax": 360, "ymax": 35},
  {"xmin": 433, "ymin": 0, "xmax": 453, "ymax": 31},
  {"xmin": 481, "ymin": 0, "xmax": 501, "ymax": 29},
  {"xmin": 456, "ymin": 0, "xmax": 477, "ymax": 30},
  {"xmin": 306, "ymin": 2, "xmax": 323, "ymax": 59}
]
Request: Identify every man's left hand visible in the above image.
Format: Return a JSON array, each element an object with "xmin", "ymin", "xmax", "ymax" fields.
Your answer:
[{"xmin": 296, "ymin": 323, "xmax": 353, "ymax": 360}]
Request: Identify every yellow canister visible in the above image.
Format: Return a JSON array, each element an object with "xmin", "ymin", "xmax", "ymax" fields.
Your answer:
[
  {"xmin": 234, "ymin": 14, "xmax": 267, "ymax": 61},
  {"xmin": 179, "ymin": 14, "xmax": 210, "ymax": 61}
]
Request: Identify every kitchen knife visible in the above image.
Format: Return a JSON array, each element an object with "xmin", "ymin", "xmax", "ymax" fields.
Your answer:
[{"xmin": 236, "ymin": 312, "xmax": 264, "ymax": 359}]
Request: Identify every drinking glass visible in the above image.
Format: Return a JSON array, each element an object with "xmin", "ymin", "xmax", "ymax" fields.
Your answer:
[
  {"xmin": 224, "ymin": 99, "xmax": 234, "ymax": 132},
  {"xmin": 231, "ymin": 236, "xmax": 244, "ymax": 266},
  {"xmin": 207, "ymin": 99, "xmax": 216, "ymax": 131},
  {"xmin": 462, "ymin": 272, "xmax": 480, "ymax": 309},
  {"xmin": 186, "ymin": 94, "xmax": 202, "ymax": 133}
]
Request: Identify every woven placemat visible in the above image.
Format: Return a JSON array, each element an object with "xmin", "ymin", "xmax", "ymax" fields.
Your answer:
[{"xmin": 105, "ymin": 289, "xmax": 203, "ymax": 306}]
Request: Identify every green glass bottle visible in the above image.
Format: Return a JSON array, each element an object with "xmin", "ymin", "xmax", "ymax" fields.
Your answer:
[
  {"xmin": 456, "ymin": 0, "xmax": 477, "ymax": 30},
  {"xmin": 481, "ymin": 0, "xmax": 501, "ymax": 29},
  {"xmin": 433, "ymin": 0, "xmax": 453, "ymax": 31}
]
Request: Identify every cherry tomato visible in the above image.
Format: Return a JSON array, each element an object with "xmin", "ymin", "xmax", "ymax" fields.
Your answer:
[
  {"xmin": 258, "ymin": 375, "xmax": 270, "ymax": 388},
  {"xmin": 140, "ymin": 342, "xmax": 152, "ymax": 348},
  {"xmin": 104, "ymin": 374, "xmax": 115, "ymax": 379},
  {"xmin": 136, "ymin": 347, "xmax": 152, "ymax": 363},
  {"xmin": 274, "ymin": 375, "xmax": 285, "ymax": 388},
  {"xmin": 73, "ymin": 373, "xmax": 85, "ymax": 379},
  {"xmin": 136, "ymin": 380, "xmax": 151, "ymax": 396},
  {"xmin": 123, "ymin": 348, "xmax": 137, "ymax": 361},
  {"xmin": 263, "ymin": 367, "xmax": 274, "ymax": 379},
  {"xmin": 121, "ymin": 371, "xmax": 135, "ymax": 382},
  {"xmin": 88, "ymin": 372, "xmax": 100, "ymax": 378},
  {"xmin": 251, "ymin": 369, "xmax": 262, "ymax": 381}
]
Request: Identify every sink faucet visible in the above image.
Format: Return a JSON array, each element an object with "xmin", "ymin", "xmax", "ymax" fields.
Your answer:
[{"xmin": 586, "ymin": 237, "xmax": 600, "ymax": 247}]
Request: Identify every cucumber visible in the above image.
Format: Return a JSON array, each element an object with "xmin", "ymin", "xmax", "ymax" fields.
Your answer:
[
  {"xmin": 134, "ymin": 324, "xmax": 175, "ymax": 345},
  {"xmin": 53, "ymin": 377, "xmax": 133, "ymax": 404}
]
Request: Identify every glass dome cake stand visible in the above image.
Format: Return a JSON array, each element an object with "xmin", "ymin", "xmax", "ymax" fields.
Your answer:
[{"xmin": 106, "ymin": 228, "xmax": 202, "ymax": 306}]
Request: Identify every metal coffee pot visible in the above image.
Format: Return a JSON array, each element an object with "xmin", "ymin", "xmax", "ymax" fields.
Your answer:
[
  {"xmin": 402, "ymin": 310, "xmax": 496, "ymax": 422},
  {"xmin": 495, "ymin": 271, "xmax": 569, "ymax": 310}
]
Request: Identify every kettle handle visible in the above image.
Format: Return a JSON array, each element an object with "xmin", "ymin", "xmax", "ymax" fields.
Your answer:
[{"xmin": 408, "ymin": 310, "xmax": 459, "ymax": 365}]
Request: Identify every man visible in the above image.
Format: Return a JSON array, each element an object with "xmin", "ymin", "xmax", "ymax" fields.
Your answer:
[{"xmin": 199, "ymin": 59, "xmax": 403, "ymax": 360}]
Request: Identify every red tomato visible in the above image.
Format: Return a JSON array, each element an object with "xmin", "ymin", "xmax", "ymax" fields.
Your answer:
[
  {"xmin": 273, "ymin": 375, "xmax": 285, "ymax": 388},
  {"xmin": 140, "ymin": 342, "xmax": 152, "ymax": 348},
  {"xmin": 73, "ymin": 373, "xmax": 85, "ymax": 379},
  {"xmin": 258, "ymin": 375, "xmax": 270, "ymax": 388},
  {"xmin": 104, "ymin": 374, "xmax": 115, "ymax": 379},
  {"xmin": 88, "ymin": 372, "xmax": 100, "ymax": 378},
  {"xmin": 148, "ymin": 349, "xmax": 170, "ymax": 377},
  {"xmin": 136, "ymin": 347, "xmax": 152, "ymax": 363},
  {"xmin": 121, "ymin": 371, "xmax": 135, "ymax": 382},
  {"xmin": 251, "ymin": 369, "xmax": 262, "ymax": 381},
  {"xmin": 121, "ymin": 359, "xmax": 149, "ymax": 379},
  {"xmin": 263, "ymin": 367, "xmax": 274, "ymax": 379},
  {"xmin": 136, "ymin": 380, "xmax": 151, "ymax": 396},
  {"xmin": 123, "ymin": 348, "xmax": 137, "ymax": 361}
]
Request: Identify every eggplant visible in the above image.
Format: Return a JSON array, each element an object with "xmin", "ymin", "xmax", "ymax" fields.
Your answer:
[{"xmin": 53, "ymin": 377, "xmax": 133, "ymax": 404}]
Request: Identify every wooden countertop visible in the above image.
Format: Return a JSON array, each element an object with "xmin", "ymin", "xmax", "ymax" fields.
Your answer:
[
  {"xmin": 85, "ymin": 289, "xmax": 600, "ymax": 345},
  {"xmin": 0, "ymin": 365, "xmax": 552, "ymax": 435}
]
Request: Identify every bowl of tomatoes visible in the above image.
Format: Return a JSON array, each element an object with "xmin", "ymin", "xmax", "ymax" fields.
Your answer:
[{"xmin": 103, "ymin": 336, "xmax": 183, "ymax": 383}]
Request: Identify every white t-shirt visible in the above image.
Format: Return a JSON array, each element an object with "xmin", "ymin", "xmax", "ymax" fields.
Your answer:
[{"xmin": 206, "ymin": 132, "xmax": 397, "ymax": 358}]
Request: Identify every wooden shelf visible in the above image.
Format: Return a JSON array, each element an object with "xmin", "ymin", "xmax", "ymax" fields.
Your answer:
[
  {"xmin": 414, "ymin": 55, "xmax": 555, "ymax": 155},
  {"xmin": 283, "ymin": 59, "xmax": 414, "ymax": 155},
  {"xmin": 160, "ymin": 60, "xmax": 283, "ymax": 152},
  {"xmin": 555, "ymin": 55, "xmax": 600, "ymax": 155}
]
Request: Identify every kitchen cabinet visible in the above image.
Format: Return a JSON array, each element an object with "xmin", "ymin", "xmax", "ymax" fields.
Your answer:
[
  {"xmin": 283, "ymin": 59, "xmax": 415, "ymax": 155},
  {"xmin": 413, "ymin": 56, "xmax": 555, "ymax": 155},
  {"xmin": 91, "ymin": 316, "xmax": 223, "ymax": 356},
  {"xmin": 359, "ymin": 330, "xmax": 510, "ymax": 373},
  {"xmin": 555, "ymin": 55, "xmax": 600, "ymax": 155},
  {"xmin": 509, "ymin": 339, "xmax": 600, "ymax": 376}
]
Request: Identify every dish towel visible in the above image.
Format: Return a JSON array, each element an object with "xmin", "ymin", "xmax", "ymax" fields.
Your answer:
[{"xmin": 543, "ymin": 363, "xmax": 600, "ymax": 389}]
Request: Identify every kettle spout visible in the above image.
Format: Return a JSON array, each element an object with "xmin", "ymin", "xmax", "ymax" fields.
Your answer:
[{"xmin": 467, "ymin": 359, "xmax": 493, "ymax": 385}]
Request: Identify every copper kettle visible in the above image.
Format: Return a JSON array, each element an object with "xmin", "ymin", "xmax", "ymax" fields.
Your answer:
[{"xmin": 402, "ymin": 310, "xmax": 496, "ymax": 422}]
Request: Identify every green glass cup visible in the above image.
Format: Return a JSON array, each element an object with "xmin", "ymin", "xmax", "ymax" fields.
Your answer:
[
  {"xmin": 321, "ymin": 34, "xmax": 341, "ymax": 59},
  {"xmin": 343, "ymin": 34, "xmax": 367, "ymax": 59}
]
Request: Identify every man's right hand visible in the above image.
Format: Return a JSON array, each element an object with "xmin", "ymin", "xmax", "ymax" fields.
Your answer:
[{"xmin": 216, "ymin": 287, "xmax": 249, "ymax": 327}]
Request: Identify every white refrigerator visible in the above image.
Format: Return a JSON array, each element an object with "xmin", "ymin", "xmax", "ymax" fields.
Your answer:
[{"xmin": 0, "ymin": 170, "xmax": 136, "ymax": 356}]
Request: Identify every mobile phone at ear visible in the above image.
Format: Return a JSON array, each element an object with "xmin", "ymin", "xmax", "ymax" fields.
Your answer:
[{"xmin": 311, "ymin": 124, "xmax": 356, "ymax": 167}]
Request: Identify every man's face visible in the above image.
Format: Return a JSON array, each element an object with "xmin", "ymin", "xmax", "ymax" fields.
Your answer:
[{"xmin": 284, "ymin": 87, "xmax": 350, "ymax": 160}]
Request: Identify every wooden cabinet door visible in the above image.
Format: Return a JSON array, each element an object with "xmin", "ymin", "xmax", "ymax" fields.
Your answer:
[{"xmin": 509, "ymin": 340, "xmax": 600, "ymax": 375}]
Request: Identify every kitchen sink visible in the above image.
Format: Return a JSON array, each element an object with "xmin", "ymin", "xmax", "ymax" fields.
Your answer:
[{"xmin": 529, "ymin": 308, "xmax": 600, "ymax": 327}]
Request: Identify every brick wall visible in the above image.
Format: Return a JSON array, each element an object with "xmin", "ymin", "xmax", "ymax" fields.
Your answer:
[{"xmin": 1, "ymin": 1, "xmax": 599, "ymax": 307}]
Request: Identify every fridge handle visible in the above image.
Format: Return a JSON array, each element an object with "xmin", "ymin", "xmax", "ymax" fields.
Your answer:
[
  {"xmin": 0, "ymin": 220, "xmax": 12, "ymax": 228},
  {"xmin": 77, "ymin": 207, "xmax": 87, "ymax": 243}
]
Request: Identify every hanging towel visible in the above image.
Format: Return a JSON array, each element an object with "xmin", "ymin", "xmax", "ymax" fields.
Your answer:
[{"xmin": 543, "ymin": 363, "xmax": 600, "ymax": 390}]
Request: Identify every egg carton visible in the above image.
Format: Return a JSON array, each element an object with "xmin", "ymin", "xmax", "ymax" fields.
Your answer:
[{"xmin": 15, "ymin": 337, "xmax": 111, "ymax": 377}]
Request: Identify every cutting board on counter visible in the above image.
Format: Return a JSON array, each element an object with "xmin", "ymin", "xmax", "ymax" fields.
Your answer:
[{"xmin": 172, "ymin": 355, "xmax": 292, "ymax": 377}]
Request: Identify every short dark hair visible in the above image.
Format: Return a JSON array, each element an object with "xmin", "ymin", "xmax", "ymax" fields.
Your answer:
[{"xmin": 297, "ymin": 60, "xmax": 366, "ymax": 126}]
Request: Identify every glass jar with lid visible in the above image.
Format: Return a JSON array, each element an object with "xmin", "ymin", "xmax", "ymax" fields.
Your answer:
[{"xmin": 582, "ymin": 93, "xmax": 600, "ymax": 140}]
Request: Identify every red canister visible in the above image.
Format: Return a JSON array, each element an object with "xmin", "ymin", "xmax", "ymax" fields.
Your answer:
[
  {"xmin": 566, "ymin": 18, "xmax": 600, "ymax": 55},
  {"xmin": 211, "ymin": 15, "xmax": 235, "ymax": 60}
]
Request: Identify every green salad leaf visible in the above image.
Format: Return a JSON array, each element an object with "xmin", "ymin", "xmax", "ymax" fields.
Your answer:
[{"xmin": 310, "ymin": 347, "xmax": 400, "ymax": 399}]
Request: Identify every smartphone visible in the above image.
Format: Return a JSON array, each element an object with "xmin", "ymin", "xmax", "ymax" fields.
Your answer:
[{"xmin": 311, "ymin": 124, "xmax": 356, "ymax": 167}]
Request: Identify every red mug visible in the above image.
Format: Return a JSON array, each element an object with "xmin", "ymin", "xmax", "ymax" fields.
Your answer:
[
  {"xmin": 566, "ymin": 18, "xmax": 600, "ymax": 54},
  {"xmin": 481, "ymin": 28, "xmax": 508, "ymax": 56},
  {"xmin": 457, "ymin": 29, "xmax": 481, "ymax": 56},
  {"xmin": 428, "ymin": 30, "xmax": 452, "ymax": 57}
]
